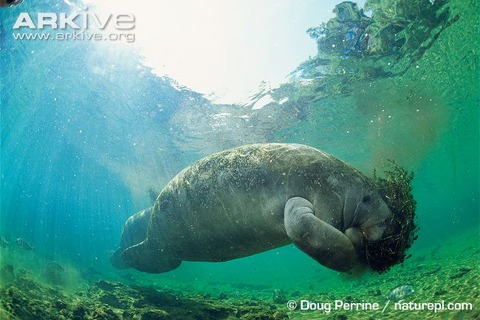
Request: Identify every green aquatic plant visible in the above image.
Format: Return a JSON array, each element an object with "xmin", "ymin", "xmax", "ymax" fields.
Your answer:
[
  {"xmin": 365, "ymin": 161, "xmax": 418, "ymax": 273},
  {"xmin": 296, "ymin": 0, "xmax": 457, "ymax": 81}
]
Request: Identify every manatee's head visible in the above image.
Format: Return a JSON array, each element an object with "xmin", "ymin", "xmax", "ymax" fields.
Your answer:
[
  {"xmin": 344, "ymin": 188, "xmax": 392, "ymax": 271},
  {"xmin": 344, "ymin": 189, "xmax": 392, "ymax": 242},
  {"xmin": 346, "ymin": 163, "xmax": 418, "ymax": 273}
]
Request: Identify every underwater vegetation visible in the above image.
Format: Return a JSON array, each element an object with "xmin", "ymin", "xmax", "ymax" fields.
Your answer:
[
  {"xmin": 0, "ymin": 268, "xmax": 290, "ymax": 320},
  {"xmin": 367, "ymin": 161, "xmax": 418, "ymax": 273},
  {"xmin": 1, "ymin": 228, "xmax": 478, "ymax": 319},
  {"xmin": 302, "ymin": 0, "xmax": 459, "ymax": 79}
]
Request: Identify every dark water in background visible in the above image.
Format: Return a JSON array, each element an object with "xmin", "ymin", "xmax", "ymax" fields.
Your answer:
[{"xmin": 0, "ymin": 0, "xmax": 478, "ymax": 301}]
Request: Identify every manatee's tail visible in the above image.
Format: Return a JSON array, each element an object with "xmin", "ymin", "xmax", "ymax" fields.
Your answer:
[
  {"xmin": 110, "ymin": 248, "xmax": 129, "ymax": 269},
  {"xmin": 121, "ymin": 240, "xmax": 181, "ymax": 273}
]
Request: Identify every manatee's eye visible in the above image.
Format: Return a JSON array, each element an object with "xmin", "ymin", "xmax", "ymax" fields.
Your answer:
[{"xmin": 362, "ymin": 195, "xmax": 372, "ymax": 203}]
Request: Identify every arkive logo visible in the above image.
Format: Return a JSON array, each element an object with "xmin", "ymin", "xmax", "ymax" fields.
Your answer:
[
  {"xmin": 12, "ymin": 10, "xmax": 136, "ymax": 30},
  {"xmin": 1, "ymin": 0, "xmax": 23, "ymax": 8},
  {"xmin": 10, "ymin": 7, "xmax": 136, "ymax": 44}
]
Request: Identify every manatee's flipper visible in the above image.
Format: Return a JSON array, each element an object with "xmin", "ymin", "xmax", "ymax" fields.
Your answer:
[
  {"xmin": 110, "ymin": 248, "xmax": 129, "ymax": 269},
  {"xmin": 122, "ymin": 240, "xmax": 181, "ymax": 273},
  {"xmin": 284, "ymin": 197, "xmax": 356, "ymax": 272}
]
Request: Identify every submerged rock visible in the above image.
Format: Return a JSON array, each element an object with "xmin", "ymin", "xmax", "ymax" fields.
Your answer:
[
  {"xmin": 141, "ymin": 309, "xmax": 170, "ymax": 320},
  {"xmin": 272, "ymin": 289, "xmax": 288, "ymax": 304},
  {"xmin": 44, "ymin": 261, "xmax": 66, "ymax": 285},
  {"xmin": 450, "ymin": 267, "xmax": 472, "ymax": 279},
  {"xmin": 0, "ymin": 274, "xmax": 290, "ymax": 320},
  {"xmin": 0, "ymin": 236, "xmax": 9, "ymax": 248},
  {"xmin": 15, "ymin": 238, "xmax": 34, "ymax": 251},
  {"xmin": 387, "ymin": 285, "xmax": 414, "ymax": 301}
]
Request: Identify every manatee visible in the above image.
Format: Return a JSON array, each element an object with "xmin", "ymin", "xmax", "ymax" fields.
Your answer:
[
  {"xmin": 111, "ymin": 143, "xmax": 408, "ymax": 274},
  {"xmin": 110, "ymin": 208, "xmax": 152, "ymax": 269}
]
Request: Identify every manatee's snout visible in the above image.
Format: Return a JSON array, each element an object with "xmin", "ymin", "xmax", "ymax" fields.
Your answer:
[
  {"xmin": 345, "ymin": 219, "xmax": 386, "ymax": 245},
  {"xmin": 345, "ymin": 227, "xmax": 363, "ymax": 248},
  {"xmin": 347, "ymin": 194, "xmax": 391, "ymax": 243},
  {"xmin": 365, "ymin": 221, "xmax": 388, "ymax": 241}
]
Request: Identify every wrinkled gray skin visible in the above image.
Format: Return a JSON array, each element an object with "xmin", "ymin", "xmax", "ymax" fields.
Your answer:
[
  {"xmin": 110, "ymin": 208, "xmax": 152, "ymax": 269},
  {"xmin": 111, "ymin": 143, "xmax": 392, "ymax": 273}
]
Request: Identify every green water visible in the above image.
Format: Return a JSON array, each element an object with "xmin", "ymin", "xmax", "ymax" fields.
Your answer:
[
  {"xmin": 151, "ymin": 0, "xmax": 480, "ymax": 289},
  {"xmin": 0, "ymin": 0, "xmax": 479, "ymax": 319}
]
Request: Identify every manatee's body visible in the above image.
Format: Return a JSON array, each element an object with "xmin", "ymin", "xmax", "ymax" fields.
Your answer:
[{"xmin": 111, "ymin": 143, "xmax": 392, "ymax": 273}]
